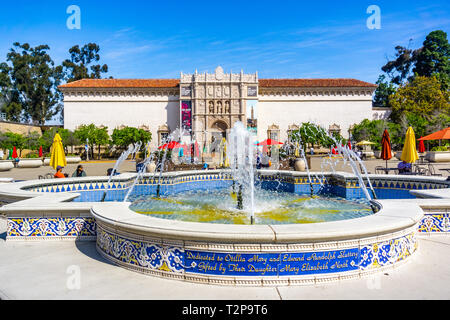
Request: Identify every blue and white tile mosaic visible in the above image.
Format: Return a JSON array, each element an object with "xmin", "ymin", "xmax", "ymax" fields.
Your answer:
[
  {"xmin": 7, "ymin": 217, "xmax": 96, "ymax": 240},
  {"xmin": 95, "ymin": 223, "xmax": 418, "ymax": 282}
]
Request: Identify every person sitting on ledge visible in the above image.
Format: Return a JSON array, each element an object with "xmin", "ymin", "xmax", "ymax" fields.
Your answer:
[
  {"xmin": 397, "ymin": 161, "xmax": 412, "ymax": 174},
  {"xmin": 54, "ymin": 166, "xmax": 67, "ymax": 179},
  {"xmin": 72, "ymin": 165, "xmax": 87, "ymax": 178}
]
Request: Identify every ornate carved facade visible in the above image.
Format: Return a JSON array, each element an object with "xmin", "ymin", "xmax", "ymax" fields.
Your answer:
[{"xmin": 179, "ymin": 66, "xmax": 259, "ymax": 144}]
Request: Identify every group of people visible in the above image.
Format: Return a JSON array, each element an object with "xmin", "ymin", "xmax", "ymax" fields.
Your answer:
[{"xmin": 54, "ymin": 165, "xmax": 87, "ymax": 179}]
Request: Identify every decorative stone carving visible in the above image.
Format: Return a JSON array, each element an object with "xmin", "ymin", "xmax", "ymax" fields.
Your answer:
[
  {"xmin": 215, "ymin": 66, "xmax": 224, "ymax": 80},
  {"xmin": 224, "ymin": 101, "xmax": 230, "ymax": 114}
]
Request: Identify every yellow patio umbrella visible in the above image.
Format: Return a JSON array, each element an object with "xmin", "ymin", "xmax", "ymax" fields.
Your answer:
[
  {"xmin": 295, "ymin": 142, "xmax": 300, "ymax": 157},
  {"xmin": 223, "ymin": 138, "xmax": 229, "ymax": 167},
  {"xmin": 401, "ymin": 127, "xmax": 419, "ymax": 163},
  {"xmin": 356, "ymin": 140, "xmax": 376, "ymax": 146},
  {"xmin": 50, "ymin": 133, "xmax": 67, "ymax": 170}
]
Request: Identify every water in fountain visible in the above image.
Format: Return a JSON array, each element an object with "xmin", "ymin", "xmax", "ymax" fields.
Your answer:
[
  {"xmin": 227, "ymin": 122, "xmax": 256, "ymax": 224},
  {"xmin": 308, "ymin": 125, "xmax": 376, "ymax": 201},
  {"xmin": 124, "ymin": 142, "xmax": 154, "ymax": 202},
  {"xmin": 155, "ymin": 127, "xmax": 189, "ymax": 197},
  {"xmin": 101, "ymin": 141, "xmax": 142, "ymax": 202}
]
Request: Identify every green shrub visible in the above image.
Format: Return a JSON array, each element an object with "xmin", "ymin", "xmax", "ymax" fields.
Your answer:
[{"xmin": 431, "ymin": 146, "xmax": 449, "ymax": 152}]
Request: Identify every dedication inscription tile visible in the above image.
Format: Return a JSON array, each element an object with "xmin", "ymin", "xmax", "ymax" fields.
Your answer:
[{"xmin": 184, "ymin": 249, "xmax": 360, "ymax": 277}]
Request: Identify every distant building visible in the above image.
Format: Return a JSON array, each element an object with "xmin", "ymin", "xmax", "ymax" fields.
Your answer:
[{"xmin": 59, "ymin": 66, "xmax": 378, "ymax": 147}]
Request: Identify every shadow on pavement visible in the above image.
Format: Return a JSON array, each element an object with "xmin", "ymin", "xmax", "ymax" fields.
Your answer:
[{"xmin": 75, "ymin": 240, "xmax": 115, "ymax": 266}]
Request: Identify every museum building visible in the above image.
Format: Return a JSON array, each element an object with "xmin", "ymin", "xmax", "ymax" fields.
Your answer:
[{"xmin": 59, "ymin": 66, "xmax": 378, "ymax": 147}]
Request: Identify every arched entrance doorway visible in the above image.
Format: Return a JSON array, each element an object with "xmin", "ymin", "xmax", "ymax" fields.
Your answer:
[{"xmin": 210, "ymin": 120, "xmax": 228, "ymax": 139}]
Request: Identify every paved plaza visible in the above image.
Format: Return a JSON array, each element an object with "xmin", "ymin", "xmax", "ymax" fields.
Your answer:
[
  {"xmin": 0, "ymin": 157, "xmax": 449, "ymax": 181},
  {"xmin": 1, "ymin": 159, "xmax": 450, "ymax": 300},
  {"xmin": 0, "ymin": 217, "xmax": 449, "ymax": 300}
]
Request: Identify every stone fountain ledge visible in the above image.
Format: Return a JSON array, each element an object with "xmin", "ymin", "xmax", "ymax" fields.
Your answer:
[{"xmin": 90, "ymin": 200, "xmax": 422, "ymax": 244}]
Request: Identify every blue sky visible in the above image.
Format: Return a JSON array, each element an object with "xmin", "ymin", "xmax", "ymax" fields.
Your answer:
[{"xmin": 0, "ymin": 0, "xmax": 449, "ymax": 84}]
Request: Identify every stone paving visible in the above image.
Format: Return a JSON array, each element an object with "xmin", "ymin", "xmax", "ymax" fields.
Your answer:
[
  {"xmin": 0, "ymin": 158, "xmax": 450, "ymax": 300},
  {"xmin": 0, "ymin": 157, "xmax": 449, "ymax": 182}
]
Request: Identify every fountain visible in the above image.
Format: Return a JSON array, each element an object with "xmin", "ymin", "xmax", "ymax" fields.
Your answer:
[
  {"xmin": 2, "ymin": 121, "xmax": 437, "ymax": 287},
  {"xmin": 227, "ymin": 122, "xmax": 256, "ymax": 224},
  {"xmin": 101, "ymin": 142, "xmax": 142, "ymax": 202},
  {"xmin": 123, "ymin": 142, "xmax": 154, "ymax": 202}
]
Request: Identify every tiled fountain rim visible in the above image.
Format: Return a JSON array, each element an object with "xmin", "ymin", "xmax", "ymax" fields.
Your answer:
[
  {"xmin": 0, "ymin": 169, "xmax": 449, "ymax": 210},
  {"xmin": 90, "ymin": 200, "xmax": 423, "ymax": 244},
  {"xmin": 5, "ymin": 169, "xmax": 450, "ymax": 195},
  {"xmin": 0, "ymin": 170, "xmax": 448, "ymax": 240}
]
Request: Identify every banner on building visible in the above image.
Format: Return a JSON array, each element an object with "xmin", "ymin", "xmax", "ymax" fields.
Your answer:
[
  {"xmin": 181, "ymin": 101, "xmax": 192, "ymax": 134},
  {"xmin": 246, "ymin": 100, "xmax": 258, "ymax": 136}
]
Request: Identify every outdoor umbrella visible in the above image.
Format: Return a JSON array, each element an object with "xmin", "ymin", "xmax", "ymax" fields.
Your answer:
[
  {"xmin": 12, "ymin": 146, "xmax": 18, "ymax": 159},
  {"xmin": 257, "ymin": 139, "xmax": 282, "ymax": 156},
  {"xmin": 381, "ymin": 129, "xmax": 392, "ymax": 169},
  {"xmin": 257, "ymin": 139, "xmax": 283, "ymax": 146},
  {"xmin": 418, "ymin": 138, "xmax": 426, "ymax": 153},
  {"xmin": 356, "ymin": 141, "xmax": 376, "ymax": 146},
  {"xmin": 401, "ymin": 127, "xmax": 419, "ymax": 164},
  {"xmin": 295, "ymin": 142, "xmax": 300, "ymax": 157},
  {"xmin": 39, "ymin": 146, "xmax": 43, "ymax": 158},
  {"xmin": 194, "ymin": 141, "xmax": 200, "ymax": 158},
  {"xmin": 347, "ymin": 140, "xmax": 352, "ymax": 150},
  {"xmin": 158, "ymin": 141, "xmax": 182, "ymax": 150},
  {"xmin": 418, "ymin": 127, "xmax": 450, "ymax": 142},
  {"xmin": 50, "ymin": 133, "xmax": 67, "ymax": 170}
]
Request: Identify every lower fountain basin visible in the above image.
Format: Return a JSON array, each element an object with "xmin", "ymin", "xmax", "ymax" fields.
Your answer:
[{"xmin": 129, "ymin": 188, "xmax": 373, "ymax": 225}]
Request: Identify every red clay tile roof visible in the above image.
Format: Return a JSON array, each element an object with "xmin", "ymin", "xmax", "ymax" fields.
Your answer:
[
  {"xmin": 258, "ymin": 79, "xmax": 377, "ymax": 88},
  {"xmin": 58, "ymin": 79, "xmax": 180, "ymax": 88},
  {"xmin": 59, "ymin": 78, "xmax": 377, "ymax": 89}
]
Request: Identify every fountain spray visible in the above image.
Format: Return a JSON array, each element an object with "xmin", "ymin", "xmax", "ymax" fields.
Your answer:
[
  {"xmin": 227, "ymin": 122, "xmax": 256, "ymax": 224},
  {"xmin": 124, "ymin": 142, "xmax": 154, "ymax": 202},
  {"xmin": 101, "ymin": 142, "xmax": 142, "ymax": 202}
]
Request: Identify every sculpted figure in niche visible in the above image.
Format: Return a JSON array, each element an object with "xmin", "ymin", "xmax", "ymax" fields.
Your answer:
[
  {"xmin": 209, "ymin": 101, "xmax": 214, "ymax": 114},
  {"xmin": 225, "ymin": 101, "xmax": 230, "ymax": 113},
  {"xmin": 217, "ymin": 101, "xmax": 223, "ymax": 114}
]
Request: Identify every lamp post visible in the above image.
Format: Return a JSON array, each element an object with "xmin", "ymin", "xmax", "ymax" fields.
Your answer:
[{"xmin": 85, "ymin": 138, "xmax": 89, "ymax": 162}]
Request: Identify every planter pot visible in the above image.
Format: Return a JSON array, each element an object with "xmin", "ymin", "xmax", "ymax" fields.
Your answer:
[
  {"xmin": 425, "ymin": 151, "xmax": 450, "ymax": 163},
  {"xmin": 146, "ymin": 162, "xmax": 157, "ymax": 173},
  {"xmin": 17, "ymin": 159, "xmax": 43, "ymax": 168},
  {"xmin": 66, "ymin": 156, "xmax": 82, "ymax": 164},
  {"xmin": 373, "ymin": 151, "xmax": 381, "ymax": 159},
  {"xmin": 362, "ymin": 151, "xmax": 375, "ymax": 159},
  {"xmin": 395, "ymin": 152, "xmax": 402, "ymax": 160},
  {"xmin": 43, "ymin": 157, "xmax": 81, "ymax": 166},
  {"xmin": 294, "ymin": 159, "xmax": 306, "ymax": 172},
  {"xmin": 0, "ymin": 161, "xmax": 14, "ymax": 172}
]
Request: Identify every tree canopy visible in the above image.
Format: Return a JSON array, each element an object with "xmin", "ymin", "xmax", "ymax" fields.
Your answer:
[
  {"xmin": 389, "ymin": 76, "xmax": 450, "ymax": 122},
  {"xmin": 4, "ymin": 43, "xmax": 63, "ymax": 125},
  {"xmin": 62, "ymin": 43, "xmax": 109, "ymax": 83},
  {"xmin": 111, "ymin": 126, "xmax": 152, "ymax": 151}
]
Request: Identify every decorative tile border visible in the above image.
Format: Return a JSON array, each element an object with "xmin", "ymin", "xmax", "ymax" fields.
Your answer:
[
  {"xmin": 22, "ymin": 172, "xmax": 450, "ymax": 201},
  {"xmin": 418, "ymin": 213, "xmax": 450, "ymax": 233},
  {"xmin": 94, "ymin": 221, "xmax": 418, "ymax": 286},
  {"xmin": 6, "ymin": 217, "xmax": 96, "ymax": 241}
]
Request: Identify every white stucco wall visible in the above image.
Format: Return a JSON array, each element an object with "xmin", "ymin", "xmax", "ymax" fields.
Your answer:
[
  {"xmin": 257, "ymin": 91, "xmax": 374, "ymax": 142},
  {"xmin": 63, "ymin": 93, "xmax": 179, "ymax": 147},
  {"xmin": 372, "ymin": 108, "xmax": 392, "ymax": 121}
]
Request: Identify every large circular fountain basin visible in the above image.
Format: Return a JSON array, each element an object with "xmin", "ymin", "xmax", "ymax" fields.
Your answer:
[{"xmin": 91, "ymin": 200, "xmax": 422, "ymax": 286}]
